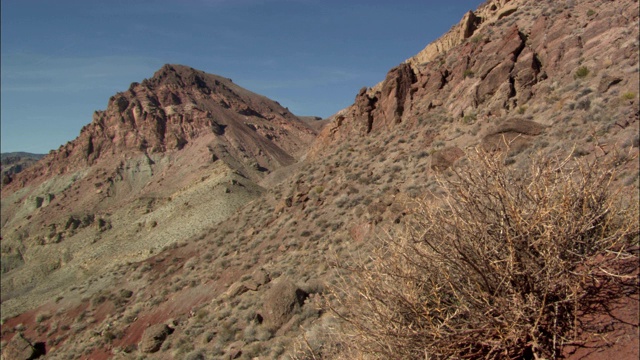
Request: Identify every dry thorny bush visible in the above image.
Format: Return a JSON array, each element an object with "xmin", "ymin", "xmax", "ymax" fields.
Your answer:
[{"xmin": 327, "ymin": 148, "xmax": 639, "ymax": 359}]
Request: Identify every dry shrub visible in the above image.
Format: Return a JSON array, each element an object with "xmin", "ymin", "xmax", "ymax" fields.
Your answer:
[{"xmin": 330, "ymin": 149, "xmax": 639, "ymax": 359}]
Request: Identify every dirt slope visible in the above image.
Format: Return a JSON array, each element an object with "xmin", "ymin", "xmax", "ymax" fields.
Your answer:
[{"xmin": 1, "ymin": 0, "xmax": 638, "ymax": 359}]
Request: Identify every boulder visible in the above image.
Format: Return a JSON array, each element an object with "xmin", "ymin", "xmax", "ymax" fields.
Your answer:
[
  {"xmin": 482, "ymin": 119, "xmax": 545, "ymax": 152},
  {"xmin": 261, "ymin": 279, "xmax": 308, "ymax": 329},
  {"xmin": 431, "ymin": 146, "xmax": 465, "ymax": 171},
  {"xmin": 2, "ymin": 333, "xmax": 36, "ymax": 360},
  {"xmin": 598, "ymin": 74, "xmax": 623, "ymax": 93},
  {"xmin": 252, "ymin": 268, "xmax": 271, "ymax": 287},
  {"xmin": 139, "ymin": 324, "xmax": 172, "ymax": 353},
  {"xmin": 225, "ymin": 282, "xmax": 251, "ymax": 298}
]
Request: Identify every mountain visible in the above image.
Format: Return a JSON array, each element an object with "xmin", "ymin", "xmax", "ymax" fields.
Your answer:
[
  {"xmin": 4, "ymin": 64, "xmax": 315, "ymax": 188},
  {"xmin": 1, "ymin": 0, "xmax": 638, "ymax": 359},
  {"xmin": 1, "ymin": 152, "xmax": 45, "ymax": 184},
  {"xmin": 0, "ymin": 64, "xmax": 317, "ymax": 322},
  {"xmin": 312, "ymin": 0, "xmax": 639, "ymax": 158}
]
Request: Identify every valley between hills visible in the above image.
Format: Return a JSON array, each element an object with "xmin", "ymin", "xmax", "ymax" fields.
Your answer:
[{"xmin": 1, "ymin": 0, "xmax": 639, "ymax": 359}]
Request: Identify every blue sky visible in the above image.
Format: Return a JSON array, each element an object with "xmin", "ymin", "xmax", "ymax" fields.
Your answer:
[{"xmin": 1, "ymin": 0, "xmax": 483, "ymax": 154}]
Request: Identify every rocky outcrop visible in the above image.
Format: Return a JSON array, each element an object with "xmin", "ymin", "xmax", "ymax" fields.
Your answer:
[
  {"xmin": 373, "ymin": 64, "xmax": 416, "ymax": 129},
  {"xmin": 138, "ymin": 324, "xmax": 173, "ymax": 353},
  {"xmin": 5, "ymin": 64, "xmax": 317, "ymax": 190},
  {"xmin": 1, "ymin": 333, "xmax": 42, "ymax": 360},
  {"xmin": 261, "ymin": 279, "xmax": 308, "ymax": 329},
  {"xmin": 312, "ymin": 0, "xmax": 639, "ymax": 157},
  {"xmin": 406, "ymin": 0, "xmax": 516, "ymax": 67},
  {"xmin": 312, "ymin": 63, "xmax": 417, "ymax": 152}
]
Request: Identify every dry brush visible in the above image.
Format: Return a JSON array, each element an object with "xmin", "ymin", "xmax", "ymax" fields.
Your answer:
[{"xmin": 329, "ymin": 149, "xmax": 639, "ymax": 359}]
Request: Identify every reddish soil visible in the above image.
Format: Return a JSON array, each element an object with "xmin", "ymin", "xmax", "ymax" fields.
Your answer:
[{"xmin": 564, "ymin": 253, "xmax": 640, "ymax": 359}]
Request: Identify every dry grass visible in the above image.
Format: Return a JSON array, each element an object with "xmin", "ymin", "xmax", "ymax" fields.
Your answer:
[{"xmin": 329, "ymin": 149, "xmax": 639, "ymax": 359}]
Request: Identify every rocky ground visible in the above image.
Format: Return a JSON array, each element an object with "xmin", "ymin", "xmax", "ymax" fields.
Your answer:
[{"xmin": 1, "ymin": 0, "xmax": 638, "ymax": 359}]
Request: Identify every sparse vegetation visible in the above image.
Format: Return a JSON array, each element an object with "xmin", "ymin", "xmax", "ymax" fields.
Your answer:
[
  {"xmin": 574, "ymin": 66, "xmax": 590, "ymax": 79},
  {"xmin": 329, "ymin": 149, "xmax": 639, "ymax": 359},
  {"xmin": 462, "ymin": 112, "xmax": 477, "ymax": 124},
  {"xmin": 2, "ymin": 0, "xmax": 639, "ymax": 358},
  {"xmin": 622, "ymin": 91, "xmax": 636, "ymax": 100},
  {"xmin": 470, "ymin": 34, "xmax": 484, "ymax": 43}
]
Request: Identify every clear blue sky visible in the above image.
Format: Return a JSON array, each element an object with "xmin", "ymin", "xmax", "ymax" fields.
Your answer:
[{"xmin": 1, "ymin": 0, "xmax": 483, "ymax": 154}]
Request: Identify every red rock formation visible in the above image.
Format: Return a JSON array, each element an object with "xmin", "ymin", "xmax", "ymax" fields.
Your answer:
[
  {"xmin": 311, "ymin": 0, "xmax": 639, "ymax": 157},
  {"xmin": 4, "ymin": 64, "xmax": 316, "ymax": 191}
]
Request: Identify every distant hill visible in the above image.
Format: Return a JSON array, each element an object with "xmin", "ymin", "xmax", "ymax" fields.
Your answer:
[
  {"xmin": 1, "ymin": 152, "xmax": 45, "ymax": 162},
  {"xmin": 1, "ymin": 0, "xmax": 638, "ymax": 359},
  {"xmin": 297, "ymin": 115, "xmax": 330, "ymax": 132},
  {"xmin": 1, "ymin": 152, "xmax": 45, "ymax": 183}
]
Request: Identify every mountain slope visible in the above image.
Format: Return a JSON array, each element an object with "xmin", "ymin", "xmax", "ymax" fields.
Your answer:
[
  {"xmin": 1, "ymin": 0, "xmax": 638, "ymax": 359},
  {"xmin": 313, "ymin": 0, "xmax": 638, "ymax": 157},
  {"xmin": 0, "ymin": 65, "xmax": 318, "ymax": 319}
]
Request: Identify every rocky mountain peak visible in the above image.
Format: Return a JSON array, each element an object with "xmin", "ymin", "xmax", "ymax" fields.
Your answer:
[
  {"xmin": 143, "ymin": 64, "xmax": 233, "ymax": 94},
  {"xmin": 3, "ymin": 65, "xmax": 316, "ymax": 191}
]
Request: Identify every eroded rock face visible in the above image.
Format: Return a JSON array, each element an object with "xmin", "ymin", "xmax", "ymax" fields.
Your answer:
[
  {"xmin": 312, "ymin": 63, "xmax": 417, "ymax": 150},
  {"xmin": 407, "ymin": 0, "xmax": 517, "ymax": 67},
  {"xmin": 5, "ymin": 64, "xmax": 316, "ymax": 190},
  {"xmin": 312, "ymin": 0, "xmax": 639, "ymax": 157},
  {"xmin": 355, "ymin": 63, "xmax": 417, "ymax": 132},
  {"xmin": 354, "ymin": 87, "xmax": 378, "ymax": 135},
  {"xmin": 373, "ymin": 63, "xmax": 416, "ymax": 129}
]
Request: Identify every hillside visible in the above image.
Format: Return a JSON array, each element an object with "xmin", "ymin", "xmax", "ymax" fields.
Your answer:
[
  {"xmin": 0, "ymin": 64, "xmax": 317, "ymax": 322},
  {"xmin": 1, "ymin": 0, "xmax": 638, "ymax": 359},
  {"xmin": 1, "ymin": 153, "xmax": 45, "ymax": 184}
]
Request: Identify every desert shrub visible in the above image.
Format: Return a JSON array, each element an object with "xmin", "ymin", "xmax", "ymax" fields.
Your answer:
[
  {"xmin": 290, "ymin": 314, "xmax": 345, "ymax": 360},
  {"xmin": 470, "ymin": 34, "xmax": 483, "ymax": 43},
  {"xmin": 35, "ymin": 312, "xmax": 51, "ymax": 323},
  {"xmin": 333, "ymin": 195, "xmax": 350, "ymax": 208},
  {"xmin": 184, "ymin": 349, "xmax": 206, "ymax": 360},
  {"xmin": 574, "ymin": 66, "xmax": 590, "ymax": 79},
  {"xmin": 462, "ymin": 112, "xmax": 477, "ymax": 125},
  {"xmin": 329, "ymin": 149, "xmax": 638, "ymax": 359}
]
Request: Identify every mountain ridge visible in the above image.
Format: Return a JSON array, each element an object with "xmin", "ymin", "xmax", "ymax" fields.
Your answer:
[
  {"xmin": 0, "ymin": 64, "xmax": 319, "ymax": 325},
  {"xmin": 2, "ymin": 64, "xmax": 316, "ymax": 191},
  {"xmin": 1, "ymin": 0, "xmax": 638, "ymax": 358},
  {"xmin": 311, "ymin": 0, "xmax": 638, "ymax": 159}
]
